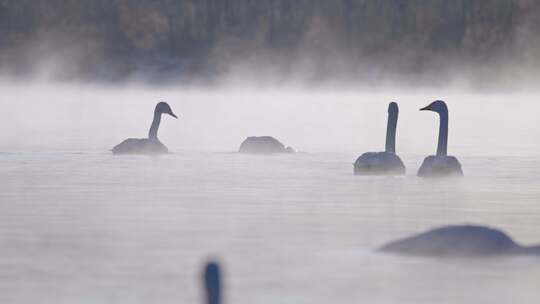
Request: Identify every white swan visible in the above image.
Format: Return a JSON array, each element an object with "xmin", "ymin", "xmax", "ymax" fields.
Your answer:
[
  {"xmin": 380, "ymin": 225, "xmax": 540, "ymax": 257},
  {"xmin": 112, "ymin": 102, "xmax": 178, "ymax": 154},
  {"xmin": 354, "ymin": 102, "xmax": 405, "ymax": 175},
  {"xmin": 204, "ymin": 262, "xmax": 221, "ymax": 304},
  {"xmin": 417, "ymin": 100, "xmax": 463, "ymax": 177}
]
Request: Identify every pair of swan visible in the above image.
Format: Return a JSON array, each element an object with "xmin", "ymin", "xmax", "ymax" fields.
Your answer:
[{"xmin": 354, "ymin": 100, "xmax": 463, "ymax": 177}]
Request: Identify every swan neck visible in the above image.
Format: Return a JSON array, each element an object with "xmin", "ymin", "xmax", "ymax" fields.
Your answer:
[
  {"xmin": 385, "ymin": 109, "xmax": 398, "ymax": 153},
  {"xmin": 437, "ymin": 108, "xmax": 448, "ymax": 157},
  {"xmin": 148, "ymin": 109, "xmax": 162, "ymax": 140}
]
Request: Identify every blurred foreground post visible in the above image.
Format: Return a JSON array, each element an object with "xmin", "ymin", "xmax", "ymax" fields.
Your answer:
[{"xmin": 204, "ymin": 261, "xmax": 221, "ymax": 304}]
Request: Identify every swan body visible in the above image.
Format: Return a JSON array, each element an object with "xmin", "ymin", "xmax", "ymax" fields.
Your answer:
[
  {"xmin": 112, "ymin": 102, "xmax": 177, "ymax": 155},
  {"xmin": 354, "ymin": 152, "xmax": 405, "ymax": 175},
  {"xmin": 204, "ymin": 262, "xmax": 221, "ymax": 304},
  {"xmin": 113, "ymin": 138, "xmax": 168, "ymax": 154},
  {"xmin": 380, "ymin": 225, "xmax": 540, "ymax": 257},
  {"xmin": 354, "ymin": 102, "xmax": 405, "ymax": 175},
  {"xmin": 417, "ymin": 100, "xmax": 463, "ymax": 177},
  {"xmin": 239, "ymin": 136, "xmax": 294, "ymax": 154},
  {"xmin": 417, "ymin": 155, "xmax": 462, "ymax": 177}
]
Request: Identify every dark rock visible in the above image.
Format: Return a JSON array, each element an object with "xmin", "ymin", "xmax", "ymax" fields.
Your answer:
[{"xmin": 239, "ymin": 136, "xmax": 293, "ymax": 154}]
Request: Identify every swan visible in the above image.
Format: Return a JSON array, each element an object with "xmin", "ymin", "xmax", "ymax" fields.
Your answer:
[
  {"xmin": 354, "ymin": 102, "xmax": 406, "ymax": 175},
  {"xmin": 112, "ymin": 102, "xmax": 178, "ymax": 155},
  {"xmin": 204, "ymin": 262, "xmax": 221, "ymax": 304},
  {"xmin": 417, "ymin": 100, "xmax": 463, "ymax": 177},
  {"xmin": 239, "ymin": 136, "xmax": 295, "ymax": 154},
  {"xmin": 380, "ymin": 225, "xmax": 540, "ymax": 257}
]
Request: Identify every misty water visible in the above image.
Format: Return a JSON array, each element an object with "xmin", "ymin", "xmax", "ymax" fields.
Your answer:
[{"xmin": 1, "ymin": 84, "xmax": 540, "ymax": 304}]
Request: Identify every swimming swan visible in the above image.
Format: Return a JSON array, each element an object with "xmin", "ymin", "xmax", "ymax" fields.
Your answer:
[
  {"xmin": 380, "ymin": 225, "xmax": 540, "ymax": 257},
  {"xmin": 354, "ymin": 102, "xmax": 405, "ymax": 175},
  {"xmin": 112, "ymin": 102, "xmax": 178, "ymax": 154},
  {"xmin": 417, "ymin": 100, "xmax": 463, "ymax": 177},
  {"xmin": 204, "ymin": 262, "xmax": 221, "ymax": 304},
  {"xmin": 239, "ymin": 136, "xmax": 295, "ymax": 154}
]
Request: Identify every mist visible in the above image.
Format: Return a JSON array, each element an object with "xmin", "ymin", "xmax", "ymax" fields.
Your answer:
[
  {"xmin": 1, "ymin": 81, "xmax": 539, "ymax": 157},
  {"xmin": 2, "ymin": 79, "xmax": 540, "ymax": 304},
  {"xmin": 2, "ymin": 2, "xmax": 540, "ymax": 304}
]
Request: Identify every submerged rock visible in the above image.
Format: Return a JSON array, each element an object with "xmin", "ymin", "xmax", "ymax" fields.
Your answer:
[
  {"xmin": 285, "ymin": 146, "xmax": 296, "ymax": 153},
  {"xmin": 380, "ymin": 225, "xmax": 540, "ymax": 257},
  {"xmin": 239, "ymin": 136, "xmax": 294, "ymax": 154}
]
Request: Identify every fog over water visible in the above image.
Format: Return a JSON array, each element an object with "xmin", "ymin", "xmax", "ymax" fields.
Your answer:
[
  {"xmin": 3, "ymin": 1, "xmax": 540, "ymax": 302},
  {"xmin": 1, "ymin": 81, "xmax": 540, "ymax": 304},
  {"xmin": 2, "ymin": 82, "xmax": 540, "ymax": 155}
]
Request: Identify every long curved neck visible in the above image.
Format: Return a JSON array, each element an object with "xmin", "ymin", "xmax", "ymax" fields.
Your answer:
[
  {"xmin": 436, "ymin": 108, "xmax": 448, "ymax": 157},
  {"xmin": 148, "ymin": 109, "xmax": 162, "ymax": 140},
  {"xmin": 385, "ymin": 109, "xmax": 398, "ymax": 153}
]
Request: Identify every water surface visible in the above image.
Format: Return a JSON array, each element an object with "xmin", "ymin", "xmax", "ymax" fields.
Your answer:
[{"xmin": 1, "ymin": 151, "xmax": 539, "ymax": 304}]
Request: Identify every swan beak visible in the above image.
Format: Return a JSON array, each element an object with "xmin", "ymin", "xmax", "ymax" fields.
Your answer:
[
  {"xmin": 169, "ymin": 112, "xmax": 178, "ymax": 119},
  {"xmin": 420, "ymin": 105, "xmax": 431, "ymax": 111}
]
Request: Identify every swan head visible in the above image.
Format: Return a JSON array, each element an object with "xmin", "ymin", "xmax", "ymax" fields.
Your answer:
[
  {"xmin": 156, "ymin": 102, "xmax": 178, "ymax": 118},
  {"xmin": 388, "ymin": 102, "xmax": 398, "ymax": 114},
  {"xmin": 420, "ymin": 100, "xmax": 447, "ymax": 113}
]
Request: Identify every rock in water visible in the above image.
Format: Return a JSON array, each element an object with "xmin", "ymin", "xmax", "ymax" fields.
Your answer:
[
  {"xmin": 239, "ymin": 136, "xmax": 294, "ymax": 154},
  {"xmin": 380, "ymin": 225, "xmax": 540, "ymax": 257}
]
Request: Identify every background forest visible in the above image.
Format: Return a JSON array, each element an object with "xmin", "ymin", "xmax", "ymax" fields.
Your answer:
[{"xmin": 0, "ymin": 0, "xmax": 538, "ymax": 84}]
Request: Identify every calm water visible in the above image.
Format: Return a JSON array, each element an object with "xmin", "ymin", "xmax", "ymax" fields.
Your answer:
[{"xmin": 1, "ymin": 151, "xmax": 539, "ymax": 304}]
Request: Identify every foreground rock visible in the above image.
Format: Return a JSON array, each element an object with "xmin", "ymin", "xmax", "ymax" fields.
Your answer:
[{"xmin": 380, "ymin": 225, "xmax": 540, "ymax": 257}]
